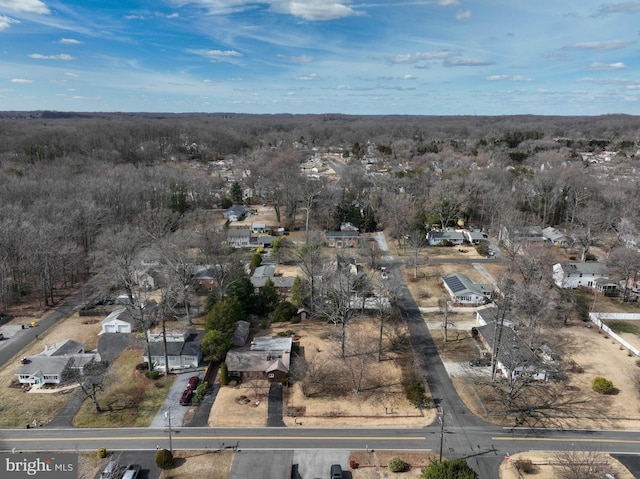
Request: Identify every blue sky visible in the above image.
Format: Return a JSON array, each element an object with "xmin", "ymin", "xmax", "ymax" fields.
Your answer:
[{"xmin": 1, "ymin": 1, "xmax": 640, "ymax": 115}]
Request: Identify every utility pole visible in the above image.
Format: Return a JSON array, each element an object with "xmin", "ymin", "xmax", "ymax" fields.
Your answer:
[
  {"xmin": 438, "ymin": 406, "xmax": 445, "ymax": 462},
  {"xmin": 165, "ymin": 409, "xmax": 173, "ymax": 453}
]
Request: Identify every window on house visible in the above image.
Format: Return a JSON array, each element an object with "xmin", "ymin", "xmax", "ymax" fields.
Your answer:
[{"xmin": 268, "ymin": 373, "xmax": 275, "ymax": 378}]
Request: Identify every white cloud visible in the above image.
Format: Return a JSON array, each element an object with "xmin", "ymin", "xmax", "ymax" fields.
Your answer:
[
  {"xmin": 443, "ymin": 58, "xmax": 494, "ymax": 67},
  {"xmin": 277, "ymin": 53, "xmax": 313, "ymax": 63},
  {"xmin": 190, "ymin": 49, "xmax": 243, "ymax": 63},
  {"xmin": 272, "ymin": 1, "xmax": 362, "ymax": 21},
  {"xmin": 0, "ymin": 14, "xmax": 18, "ymax": 30},
  {"xmin": 10, "ymin": 78, "xmax": 32, "ymax": 84},
  {"xmin": 0, "ymin": 0, "xmax": 50, "ymax": 14},
  {"xmin": 597, "ymin": 2, "xmax": 640, "ymax": 15},
  {"xmin": 28, "ymin": 53, "xmax": 75, "ymax": 60},
  {"xmin": 456, "ymin": 9, "xmax": 471, "ymax": 21},
  {"xmin": 437, "ymin": 0, "xmax": 459, "ymax": 6},
  {"xmin": 563, "ymin": 40, "xmax": 632, "ymax": 50},
  {"xmin": 586, "ymin": 62, "xmax": 626, "ymax": 70},
  {"xmin": 64, "ymin": 72, "xmax": 79, "ymax": 77},
  {"xmin": 295, "ymin": 73, "xmax": 320, "ymax": 80},
  {"xmin": 173, "ymin": 1, "xmax": 360, "ymax": 21},
  {"xmin": 416, "ymin": 50, "xmax": 457, "ymax": 60},
  {"xmin": 166, "ymin": 12, "xmax": 180, "ymax": 18},
  {"xmin": 486, "ymin": 75, "xmax": 533, "ymax": 82},
  {"xmin": 59, "ymin": 38, "xmax": 83, "ymax": 45}
]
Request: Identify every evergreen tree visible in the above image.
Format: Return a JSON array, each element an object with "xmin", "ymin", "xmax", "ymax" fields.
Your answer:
[{"xmin": 421, "ymin": 459, "xmax": 478, "ymax": 479}]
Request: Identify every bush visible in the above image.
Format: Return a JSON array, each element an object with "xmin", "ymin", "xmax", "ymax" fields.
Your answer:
[
  {"xmin": 145, "ymin": 370, "xmax": 161, "ymax": 380},
  {"xmin": 220, "ymin": 362, "xmax": 230, "ymax": 386},
  {"xmin": 388, "ymin": 457, "xmax": 408, "ymax": 473},
  {"xmin": 349, "ymin": 459, "xmax": 359, "ymax": 469},
  {"xmin": 97, "ymin": 448, "xmax": 107, "ymax": 458},
  {"xmin": 155, "ymin": 448, "xmax": 174, "ymax": 469},
  {"xmin": 404, "ymin": 382, "xmax": 429, "ymax": 409},
  {"xmin": 514, "ymin": 458, "xmax": 536, "ymax": 474},
  {"xmin": 135, "ymin": 362, "xmax": 149, "ymax": 371},
  {"xmin": 193, "ymin": 381, "xmax": 208, "ymax": 404},
  {"xmin": 592, "ymin": 376, "xmax": 614, "ymax": 394}
]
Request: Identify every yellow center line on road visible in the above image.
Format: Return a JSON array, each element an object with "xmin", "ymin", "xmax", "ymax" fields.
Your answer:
[
  {"xmin": 493, "ymin": 436, "xmax": 640, "ymax": 444},
  {"xmin": 5, "ymin": 436, "xmax": 426, "ymax": 442}
]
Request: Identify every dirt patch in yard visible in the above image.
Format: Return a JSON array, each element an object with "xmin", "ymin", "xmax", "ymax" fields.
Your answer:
[{"xmin": 157, "ymin": 450, "xmax": 234, "ymax": 479}]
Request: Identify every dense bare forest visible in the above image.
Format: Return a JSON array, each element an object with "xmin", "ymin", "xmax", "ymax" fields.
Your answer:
[{"xmin": 1, "ymin": 112, "xmax": 639, "ymax": 314}]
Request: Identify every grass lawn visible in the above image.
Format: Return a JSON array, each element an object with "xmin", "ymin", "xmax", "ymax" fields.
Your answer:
[{"xmin": 73, "ymin": 349, "xmax": 175, "ymax": 427}]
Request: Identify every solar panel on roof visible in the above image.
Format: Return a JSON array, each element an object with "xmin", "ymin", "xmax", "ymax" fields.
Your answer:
[{"xmin": 445, "ymin": 275, "xmax": 466, "ymax": 293}]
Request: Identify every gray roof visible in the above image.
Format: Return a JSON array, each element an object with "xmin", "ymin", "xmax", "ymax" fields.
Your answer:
[
  {"xmin": 556, "ymin": 262, "xmax": 608, "ymax": 276},
  {"xmin": 42, "ymin": 339, "xmax": 84, "ymax": 356},
  {"xmin": 326, "ymin": 230, "xmax": 360, "ymax": 238},
  {"xmin": 475, "ymin": 323, "xmax": 540, "ymax": 369},
  {"xmin": 233, "ymin": 320, "xmax": 251, "ymax": 346},
  {"xmin": 225, "ymin": 349, "xmax": 290, "ymax": 374},
  {"xmin": 146, "ymin": 330, "xmax": 204, "ymax": 357},
  {"xmin": 250, "ymin": 336, "xmax": 292, "ymax": 351},
  {"xmin": 442, "ymin": 273, "xmax": 492, "ymax": 297}
]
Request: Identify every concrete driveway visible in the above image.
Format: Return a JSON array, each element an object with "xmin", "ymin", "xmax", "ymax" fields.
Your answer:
[{"xmin": 149, "ymin": 370, "xmax": 205, "ymax": 428}]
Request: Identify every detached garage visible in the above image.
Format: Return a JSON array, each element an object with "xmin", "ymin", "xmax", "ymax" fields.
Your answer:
[{"xmin": 101, "ymin": 308, "xmax": 132, "ymax": 334}]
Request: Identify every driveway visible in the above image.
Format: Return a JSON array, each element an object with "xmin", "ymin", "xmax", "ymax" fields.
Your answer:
[{"xmin": 149, "ymin": 370, "xmax": 205, "ymax": 428}]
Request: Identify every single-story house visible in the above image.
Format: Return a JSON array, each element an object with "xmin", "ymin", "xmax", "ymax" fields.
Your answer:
[
  {"xmin": 251, "ymin": 223, "xmax": 267, "ymax": 234},
  {"xmin": 100, "ymin": 308, "xmax": 132, "ymax": 334},
  {"xmin": 227, "ymin": 228, "xmax": 252, "ymax": 248},
  {"xmin": 476, "ymin": 307, "xmax": 519, "ymax": 329},
  {"xmin": 223, "ymin": 205, "xmax": 247, "ymax": 222},
  {"xmin": 442, "ymin": 273, "xmax": 492, "ymax": 304},
  {"xmin": 499, "ymin": 225, "xmax": 545, "ymax": 247},
  {"xmin": 325, "ymin": 230, "xmax": 360, "ymax": 248},
  {"xmin": 552, "ymin": 262, "xmax": 608, "ymax": 289},
  {"xmin": 144, "ymin": 328, "xmax": 203, "ymax": 371},
  {"xmin": 463, "ymin": 230, "xmax": 489, "ymax": 245},
  {"xmin": 225, "ymin": 336, "xmax": 292, "ymax": 383},
  {"xmin": 250, "ymin": 265, "xmax": 297, "ymax": 296},
  {"xmin": 474, "ymin": 323, "xmax": 548, "ymax": 382},
  {"xmin": 16, "ymin": 340, "xmax": 98, "ymax": 385},
  {"xmin": 427, "ymin": 230, "xmax": 465, "ymax": 246},
  {"xmin": 542, "ymin": 227, "xmax": 572, "ymax": 248}
]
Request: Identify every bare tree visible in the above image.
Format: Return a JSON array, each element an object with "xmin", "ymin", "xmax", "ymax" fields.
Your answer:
[
  {"xmin": 65, "ymin": 358, "xmax": 110, "ymax": 413},
  {"xmin": 552, "ymin": 450, "xmax": 618, "ymax": 479}
]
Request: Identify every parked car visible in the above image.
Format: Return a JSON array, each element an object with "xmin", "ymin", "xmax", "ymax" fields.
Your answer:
[
  {"xmin": 99, "ymin": 460, "xmax": 120, "ymax": 479},
  {"xmin": 469, "ymin": 357, "xmax": 491, "ymax": 367},
  {"xmin": 330, "ymin": 464, "xmax": 343, "ymax": 479},
  {"xmin": 179, "ymin": 389, "xmax": 193, "ymax": 405},
  {"xmin": 121, "ymin": 464, "xmax": 140, "ymax": 479},
  {"xmin": 187, "ymin": 375, "xmax": 200, "ymax": 390}
]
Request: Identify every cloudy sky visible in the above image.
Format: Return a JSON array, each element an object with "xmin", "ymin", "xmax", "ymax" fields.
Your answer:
[{"xmin": 1, "ymin": 0, "xmax": 639, "ymax": 115}]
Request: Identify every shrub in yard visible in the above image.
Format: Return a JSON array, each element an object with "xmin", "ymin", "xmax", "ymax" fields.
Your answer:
[
  {"xmin": 220, "ymin": 362, "xmax": 230, "ymax": 386},
  {"xmin": 156, "ymin": 448, "xmax": 174, "ymax": 469},
  {"xmin": 404, "ymin": 382, "xmax": 429, "ymax": 409},
  {"xmin": 514, "ymin": 459, "xmax": 536, "ymax": 474},
  {"xmin": 388, "ymin": 457, "xmax": 408, "ymax": 473},
  {"xmin": 145, "ymin": 370, "xmax": 161, "ymax": 380},
  {"xmin": 97, "ymin": 448, "xmax": 107, "ymax": 458},
  {"xmin": 349, "ymin": 459, "xmax": 359, "ymax": 469},
  {"xmin": 592, "ymin": 376, "xmax": 614, "ymax": 394},
  {"xmin": 192, "ymin": 382, "xmax": 208, "ymax": 404}
]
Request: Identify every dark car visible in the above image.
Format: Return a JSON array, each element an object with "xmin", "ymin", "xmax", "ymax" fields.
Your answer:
[
  {"xmin": 187, "ymin": 375, "xmax": 200, "ymax": 390},
  {"xmin": 330, "ymin": 464, "xmax": 343, "ymax": 479},
  {"xmin": 179, "ymin": 389, "xmax": 193, "ymax": 405},
  {"xmin": 469, "ymin": 357, "xmax": 491, "ymax": 367}
]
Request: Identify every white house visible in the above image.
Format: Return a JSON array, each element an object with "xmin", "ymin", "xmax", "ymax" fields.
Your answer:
[
  {"xmin": 144, "ymin": 328, "xmax": 203, "ymax": 371},
  {"xmin": 100, "ymin": 308, "xmax": 132, "ymax": 334},
  {"xmin": 553, "ymin": 262, "xmax": 608, "ymax": 289},
  {"xmin": 427, "ymin": 230, "xmax": 465, "ymax": 246},
  {"xmin": 15, "ymin": 340, "xmax": 98, "ymax": 385},
  {"xmin": 223, "ymin": 205, "xmax": 247, "ymax": 222},
  {"xmin": 442, "ymin": 273, "xmax": 492, "ymax": 304}
]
